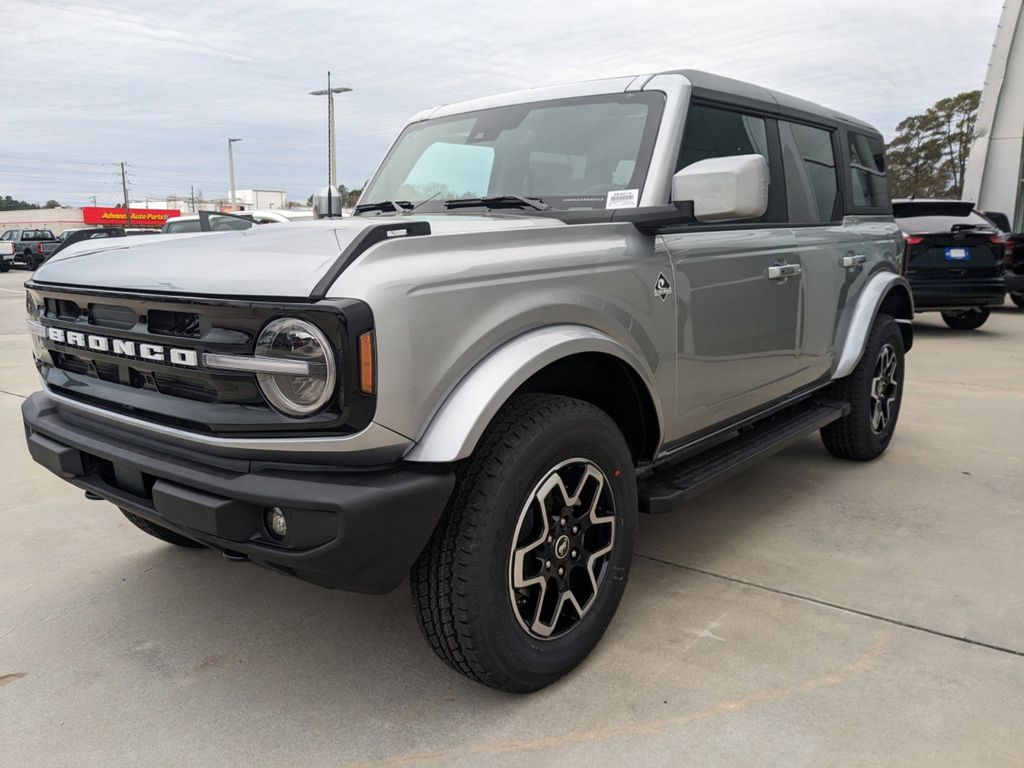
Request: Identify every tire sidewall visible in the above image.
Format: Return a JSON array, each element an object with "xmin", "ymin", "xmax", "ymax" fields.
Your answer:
[
  {"xmin": 467, "ymin": 408, "xmax": 637, "ymax": 687},
  {"xmin": 941, "ymin": 309, "xmax": 989, "ymax": 330}
]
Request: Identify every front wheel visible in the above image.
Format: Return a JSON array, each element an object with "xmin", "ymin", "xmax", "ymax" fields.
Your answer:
[
  {"xmin": 410, "ymin": 393, "xmax": 637, "ymax": 693},
  {"xmin": 821, "ymin": 313, "xmax": 905, "ymax": 461},
  {"xmin": 1010, "ymin": 292, "xmax": 1024, "ymax": 309},
  {"xmin": 941, "ymin": 308, "xmax": 990, "ymax": 330}
]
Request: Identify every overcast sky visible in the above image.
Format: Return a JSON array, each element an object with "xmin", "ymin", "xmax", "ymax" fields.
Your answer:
[{"xmin": 0, "ymin": 0, "xmax": 1005, "ymax": 207}]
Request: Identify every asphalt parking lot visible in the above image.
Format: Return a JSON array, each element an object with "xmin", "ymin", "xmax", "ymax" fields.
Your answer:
[{"xmin": 1, "ymin": 266, "xmax": 1022, "ymax": 767}]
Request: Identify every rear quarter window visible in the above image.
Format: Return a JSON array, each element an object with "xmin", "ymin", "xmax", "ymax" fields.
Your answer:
[{"xmin": 847, "ymin": 132, "xmax": 889, "ymax": 210}]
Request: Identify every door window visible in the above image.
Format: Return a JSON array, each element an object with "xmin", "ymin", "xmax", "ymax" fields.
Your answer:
[
  {"xmin": 779, "ymin": 121, "xmax": 839, "ymax": 223},
  {"xmin": 677, "ymin": 103, "xmax": 776, "ymax": 222},
  {"xmin": 678, "ymin": 104, "xmax": 769, "ymax": 169}
]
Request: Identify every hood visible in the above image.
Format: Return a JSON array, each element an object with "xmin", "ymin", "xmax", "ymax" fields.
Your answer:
[{"xmin": 32, "ymin": 214, "xmax": 564, "ymax": 298}]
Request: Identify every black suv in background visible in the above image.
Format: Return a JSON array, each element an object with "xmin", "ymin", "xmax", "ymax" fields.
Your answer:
[
  {"xmin": 1005, "ymin": 234, "xmax": 1024, "ymax": 309},
  {"xmin": 894, "ymin": 199, "xmax": 1008, "ymax": 329}
]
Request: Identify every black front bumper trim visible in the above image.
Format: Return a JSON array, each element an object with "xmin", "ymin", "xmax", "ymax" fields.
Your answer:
[{"xmin": 22, "ymin": 392, "xmax": 454, "ymax": 593}]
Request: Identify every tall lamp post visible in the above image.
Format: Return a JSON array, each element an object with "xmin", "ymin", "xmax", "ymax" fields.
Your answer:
[
  {"xmin": 227, "ymin": 137, "xmax": 243, "ymax": 207},
  {"xmin": 310, "ymin": 72, "xmax": 352, "ymax": 215}
]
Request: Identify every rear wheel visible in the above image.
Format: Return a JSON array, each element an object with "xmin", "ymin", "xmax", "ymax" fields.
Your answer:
[
  {"xmin": 0, "ymin": 262, "xmax": 8, "ymax": 273},
  {"xmin": 941, "ymin": 308, "xmax": 990, "ymax": 330},
  {"xmin": 821, "ymin": 313, "xmax": 905, "ymax": 461},
  {"xmin": 1010, "ymin": 292, "xmax": 1024, "ymax": 309},
  {"xmin": 410, "ymin": 393, "xmax": 637, "ymax": 692},
  {"xmin": 120, "ymin": 508, "xmax": 205, "ymax": 548}
]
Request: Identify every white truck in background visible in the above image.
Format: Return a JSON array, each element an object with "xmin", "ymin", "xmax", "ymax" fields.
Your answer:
[{"xmin": 0, "ymin": 238, "xmax": 15, "ymax": 272}]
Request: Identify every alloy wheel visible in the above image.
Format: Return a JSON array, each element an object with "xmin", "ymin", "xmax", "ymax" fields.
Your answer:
[
  {"xmin": 870, "ymin": 343, "xmax": 898, "ymax": 434},
  {"xmin": 508, "ymin": 458, "xmax": 616, "ymax": 640}
]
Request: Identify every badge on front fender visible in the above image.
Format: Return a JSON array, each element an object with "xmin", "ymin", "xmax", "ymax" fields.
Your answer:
[{"xmin": 654, "ymin": 273, "xmax": 672, "ymax": 301}]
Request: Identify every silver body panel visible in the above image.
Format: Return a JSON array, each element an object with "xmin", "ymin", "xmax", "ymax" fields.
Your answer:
[{"xmin": 28, "ymin": 70, "xmax": 910, "ymax": 465}]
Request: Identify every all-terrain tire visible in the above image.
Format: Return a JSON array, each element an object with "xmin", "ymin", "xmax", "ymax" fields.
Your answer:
[
  {"xmin": 821, "ymin": 313, "xmax": 905, "ymax": 461},
  {"xmin": 120, "ymin": 508, "xmax": 205, "ymax": 548},
  {"xmin": 410, "ymin": 393, "xmax": 637, "ymax": 693},
  {"xmin": 941, "ymin": 308, "xmax": 990, "ymax": 330},
  {"xmin": 1010, "ymin": 292, "xmax": 1024, "ymax": 309}
]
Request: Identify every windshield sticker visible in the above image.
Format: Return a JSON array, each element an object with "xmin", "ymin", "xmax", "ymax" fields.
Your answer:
[{"xmin": 606, "ymin": 189, "xmax": 639, "ymax": 209}]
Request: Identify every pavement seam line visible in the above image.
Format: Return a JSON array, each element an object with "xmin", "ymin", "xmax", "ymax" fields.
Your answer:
[
  {"xmin": 0, "ymin": 389, "xmax": 26, "ymax": 399},
  {"xmin": 635, "ymin": 553, "xmax": 1024, "ymax": 659}
]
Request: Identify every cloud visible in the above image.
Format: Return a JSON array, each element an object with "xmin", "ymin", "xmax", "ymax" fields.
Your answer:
[{"xmin": 0, "ymin": 0, "xmax": 1004, "ymax": 206}]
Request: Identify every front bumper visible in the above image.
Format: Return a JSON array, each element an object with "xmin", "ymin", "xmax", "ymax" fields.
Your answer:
[
  {"xmin": 910, "ymin": 277, "xmax": 1007, "ymax": 311},
  {"xmin": 22, "ymin": 392, "xmax": 454, "ymax": 593}
]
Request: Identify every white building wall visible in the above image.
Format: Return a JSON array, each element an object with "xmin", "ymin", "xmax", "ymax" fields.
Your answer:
[
  {"xmin": 963, "ymin": 0, "xmax": 1024, "ymax": 230},
  {"xmin": 235, "ymin": 189, "xmax": 287, "ymax": 209}
]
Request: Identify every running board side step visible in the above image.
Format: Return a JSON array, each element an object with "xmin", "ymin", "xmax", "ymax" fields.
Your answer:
[{"xmin": 638, "ymin": 399, "xmax": 849, "ymax": 514}]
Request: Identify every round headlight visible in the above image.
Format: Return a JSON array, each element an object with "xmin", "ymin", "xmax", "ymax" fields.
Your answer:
[{"xmin": 255, "ymin": 318, "xmax": 336, "ymax": 417}]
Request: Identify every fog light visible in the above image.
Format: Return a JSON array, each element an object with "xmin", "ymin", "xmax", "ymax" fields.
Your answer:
[{"xmin": 266, "ymin": 507, "xmax": 287, "ymax": 539}]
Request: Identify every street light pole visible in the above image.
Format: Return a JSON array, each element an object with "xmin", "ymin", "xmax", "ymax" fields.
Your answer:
[
  {"xmin": 227, "ymin": 137, "xmax": 242, "ymax": 207},
  {"xmin": 310, "ymin": 72, "xmax": 352, "ymax": 214}
]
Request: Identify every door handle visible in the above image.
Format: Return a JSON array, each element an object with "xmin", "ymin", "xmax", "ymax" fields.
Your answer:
[
  {"xmin": 767, "ymin": 263, "xmax": 802, "ymax": 280},
  {"xmin": 842, "ymin": 254, "xmax": 867, "ymax": 268}
]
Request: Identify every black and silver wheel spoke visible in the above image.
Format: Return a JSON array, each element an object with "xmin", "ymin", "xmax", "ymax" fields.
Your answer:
[
  {"xmin": 870, "ymin": 343, "xmax": 898, "ymax": 434},
  {"xmin": 509, "ymin": 458, "xmax": 616, "ymax": 639}
]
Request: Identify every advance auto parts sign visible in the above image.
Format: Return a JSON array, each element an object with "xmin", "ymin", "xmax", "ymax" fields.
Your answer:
[{"xmin": 81, "ymin": 207, "xmax": 179, "ymax": 227}]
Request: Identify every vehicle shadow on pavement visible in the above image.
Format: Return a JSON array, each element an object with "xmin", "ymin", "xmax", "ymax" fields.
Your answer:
[{"xmin": 910, "ymin": 322, "xmax": 1009, "ymax": 339}]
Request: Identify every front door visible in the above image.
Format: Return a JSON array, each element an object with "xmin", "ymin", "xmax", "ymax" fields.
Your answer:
[
  {"xmin": 662, "ymin": 102, "xmax": 811, "ymax": 440},
  {"xmin": 663, "ymin": 227, "xmax": 806, "ymax": 438}
]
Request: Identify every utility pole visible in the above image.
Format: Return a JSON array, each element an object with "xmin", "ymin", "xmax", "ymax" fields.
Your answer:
[
  {"xmin": 227, "ymin": 138, "xmax": 242, "ymax": 207},
  {"xmin": 90, "ymin": 195, "xmax": 97, "ymax": 207},
  {"xmin": 120, "ymin": 162, "xmax": 131, "ymax": 228},
  {"xmin": 190, "ymin": 185, "xmax": 196, "ymax": 213},
  {"xmin": 310, "ymin": 72, "xmax": 352, "ymax": 217}
]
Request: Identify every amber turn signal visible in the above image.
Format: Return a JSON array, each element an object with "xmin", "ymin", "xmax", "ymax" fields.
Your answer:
[{"xmin": 358, "ymin": 331, "xmax": 376, "ymax": 394}]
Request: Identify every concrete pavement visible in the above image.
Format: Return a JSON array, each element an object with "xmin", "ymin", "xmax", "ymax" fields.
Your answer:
[{"xmin": 1, "ymin": 270, "xmax": 1022, "ymax": 766}]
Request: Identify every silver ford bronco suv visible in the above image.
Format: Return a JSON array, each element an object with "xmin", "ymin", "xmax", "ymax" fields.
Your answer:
[{"xmin": 22, "ymin": 70, "xmax": 912, "ymax": 692}]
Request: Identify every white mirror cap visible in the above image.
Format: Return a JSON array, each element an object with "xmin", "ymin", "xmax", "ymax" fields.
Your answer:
[{"xmin": 671, "ymin": 154, "xmax": 769, "ymax": 222}]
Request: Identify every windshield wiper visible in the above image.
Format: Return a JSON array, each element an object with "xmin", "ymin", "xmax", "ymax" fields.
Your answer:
[
  {"xmin": 353, "ymin": 200, "xmax": 414, "ymax": 215},
  {"xmin": 444, "ymin": 195, "xmax": 551, "ymax": 211}
]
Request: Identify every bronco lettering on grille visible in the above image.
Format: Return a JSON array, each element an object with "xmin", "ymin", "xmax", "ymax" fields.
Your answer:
[{"xmin": 45, "ymin": 326, "xmax": 199, "ymax": 368}]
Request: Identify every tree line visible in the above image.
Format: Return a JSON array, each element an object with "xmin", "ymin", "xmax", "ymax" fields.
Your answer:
[
  {"xmin": 886, "ymin": 91, "xmax": 980, "ymax": 199},
  {"xmin": 0, "ymin": 195, "xmax": 62, "ymax": 211}
]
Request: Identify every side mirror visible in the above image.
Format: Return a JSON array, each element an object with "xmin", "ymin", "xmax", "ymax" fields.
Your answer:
[{"xmin": 671, "ymin": 154, "xmax": 768, "ymax": 222}]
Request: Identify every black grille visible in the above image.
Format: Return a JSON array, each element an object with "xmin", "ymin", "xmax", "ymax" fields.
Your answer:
[
  {"xmin": 55, "ymin": 351, "xmax": 88, "ymax": 375},
  {"xmin": 148, "ymin": 309, "xmax": 201, "ymax": 338},
  {"xmin": 154, "ymin": 374, "xmax": 218, "ymax": 403},
  {"xmin": 89, "ymin": 303, "xmax": 137, "ymax": 330},
  {"xmin": 46, "ymin": 298, "xmax": 82, "ymax": 321},
  {"xmin": 94, "ymin": 360, "xmax": 120, "ymax": 383},
  {"xmin": 27, "ymin": 283, "xmax": 376, "ymax": 436}
]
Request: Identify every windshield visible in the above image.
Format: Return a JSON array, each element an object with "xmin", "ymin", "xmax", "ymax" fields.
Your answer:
[{"xmin": 361, "ymin": 92, "xmax": 665, "ymax": 212}]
